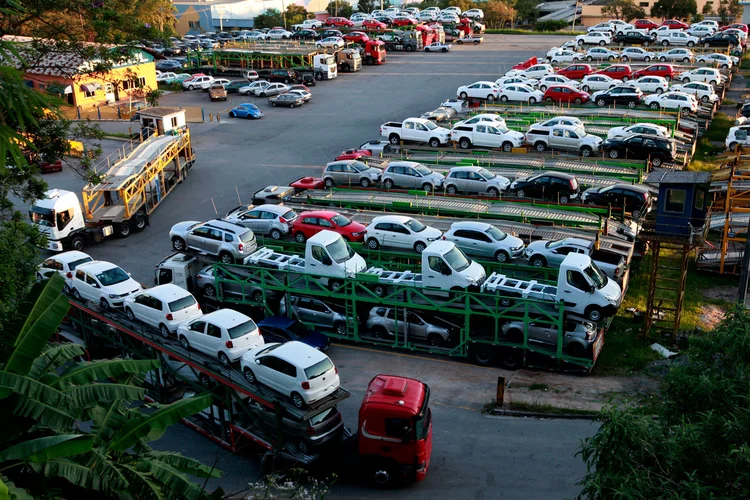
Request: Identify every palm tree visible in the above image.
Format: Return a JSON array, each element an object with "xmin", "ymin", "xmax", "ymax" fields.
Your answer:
[{"xmin": 0, "ymin": 274, "xmax": 221, "ymax": 499}]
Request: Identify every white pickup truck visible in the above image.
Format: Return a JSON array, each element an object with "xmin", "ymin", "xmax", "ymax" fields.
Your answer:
[
  {"xmin": 380, "ymin": 117, "xmax": 452, "ymax": 147},
  {"xmin": 481, "ymin": 253, "xmax": 622, "ymax": 322},
  {"xmin": 292, "ymin": 19, "xmax": 323, "ymax": 30}
]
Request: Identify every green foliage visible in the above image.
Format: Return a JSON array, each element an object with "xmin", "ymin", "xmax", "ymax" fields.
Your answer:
[
  {"xmin": 535, "ymin": 20, "xmax": 570, "ymax": 31},
  {"xmin": 357, "ymin": 0, "xmax": 392, "ymax": 13},
  {"xmin": 514, "ymin": 0, "xmax": 540, "ymax": 23},
  {"xmin": 601, "ymin": 0, "xmax": 647, "ymax": 21},
  {"xmin": 326, "ymin": 0, "xmax": 354, "ymax": 18},
  {"xmin": 484, "ymin": 1, "xmax": 516, "ymax": 29},
  {"xmin": 651, "ymin": 0, "xmax": 698, "ymax": 20},
  {"xmin": 254, "ymin": 8, "xmax": 284, "ymax": 29},
  {"xmin": 286, "ymin": 4, "xmax": 309, "ymax": 27},
  {"xmin": 145, "ymin": 89, "xmax": 162, "ymax": 107},
  {"xmin": 718, "ymin": 0, "xmax": 741, "ymax": 24},
  {"xmin": 578, "ymin": 307, "xmax": 750, "ymax": 498}
]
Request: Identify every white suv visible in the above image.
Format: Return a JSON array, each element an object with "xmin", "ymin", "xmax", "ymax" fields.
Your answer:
[
  {"xmin": 70, "ymin": 261, "xmax": 143, "ymax": 309},
  {"xmin": 178, "ymin": 309, "xmax": 264, "ymax": 365},
  {"xmin": 224, "ymin": 204, "xmax": 298, "ymax": 240},
  {"xmin": 124, "ymin": 284, "xmax": 202, "ymax": 337},
  {"xmin": 678, "ymin": 67, "xmax": 723, "ymax": 85},
  {"xmin": 658, "ymin": 31, "xmax": 698, "ymax": 47},
  {"xmin": 241, "ymin": 341, "xmax": 340, "ymax": 409},
  {"xmin": 365, "ymin": 215, "xmax": 442, "ymax": 253}
]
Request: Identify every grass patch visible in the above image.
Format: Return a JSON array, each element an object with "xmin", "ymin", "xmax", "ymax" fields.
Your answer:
[
  {"xmin": 741, "ymin": 53, "xmax": 750, "ymax": 70},
  {"xmin": 723, "ymin": 98, "xmax": 736, "ymax": 106},
  {"xmin": 104, "ymin": 132, "xmax": 132, "ymax": 139},
  {"xmin": 688, "ymin": 112, "xmax": 732, "ymax": 171},
  {"xmin": 528, "ymin": 383, "xmax": 549, "ymax": 391},
  {"xmin": 702, "ymin": 112, "xmax": 733, "ymax": 142},
  {"xmin": 509, "ymin": 401, "xmax": 599, "ymax": 416},
  {"xmin": 593, "ymin": 319, "xmax": 661, "ymax": 376}
]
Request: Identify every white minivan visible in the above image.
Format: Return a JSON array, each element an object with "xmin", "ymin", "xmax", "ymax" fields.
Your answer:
[
  {"xmin": 177, "ymin": 309, "xmax": 264, "ymax": 365},
  {"xmin": 124, "ymin": 284, "xmax": 203, "ymax": 337}
]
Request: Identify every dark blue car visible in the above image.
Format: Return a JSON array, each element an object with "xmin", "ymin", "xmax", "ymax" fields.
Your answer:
[
  {"xmin": 257, "ymin": 316, "xmax": 330, "ymax": 351},
  {"xmin": 229, "ymin": 103, "xmax": 263, "ymax": 119}
]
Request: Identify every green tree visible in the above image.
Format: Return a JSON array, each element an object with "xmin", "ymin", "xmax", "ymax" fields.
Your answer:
[
  {"xmin": 577, "ymin": 307, "xmax": 750, "ymax": 498},
  {"xmin": 286, "ymin": 4, "xmax": 309, "ymax": 26},
  {"xmin": 717, "ymin": 0, "xmax": 741, "ymax": 24},
  {"xmin": 702, "ymin": 1, "xmax": 714, "ymax": 14},
  {"xmin": 326, "ymin": 0, "xmax": 353, "ymax": 18},
  {"xmin": 601, "ymin": 0, "xmax": 647, "ymax": 21},
  {"xmin": 357, "ymin": 0, "xmax": 392, "ymax": 13},
  {"xmin": 0, "ymin": 275, "xmax": 220, "ymax": 498},
  {"xmin": 651, "ymin": 0, "xmax": 698, "ymax": 20},
  {"xmin": 485, "ymin": 0, "xmax": 516, "ymax": 28},
  {"xmin": 254, "ymin": 9, "xmax": 284, "ymax": 29},
  {"xmin": 513, "ymin": 0, "xmax": 540, "ymax": 23}
]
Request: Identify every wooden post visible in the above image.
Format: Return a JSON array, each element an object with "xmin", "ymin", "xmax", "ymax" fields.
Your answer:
[{"xmin": 496, "ymin": 376, "xmax": 505, "ymax": 407}]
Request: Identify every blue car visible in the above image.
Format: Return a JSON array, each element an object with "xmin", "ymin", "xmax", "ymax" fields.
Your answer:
[
  {"xmin": 257, "ymin": 316, "xmax": 330, "ymax": 351},
  {"xmin": 229, "ymin": 103, "xmax": 263, "ymax": 119}
]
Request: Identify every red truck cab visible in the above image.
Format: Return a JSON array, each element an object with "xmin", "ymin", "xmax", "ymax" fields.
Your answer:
[
  {"xmin": 358, "ymin": 375, "xmax": 432, "ymax": 486},
  {"xmin": 364, "ymin": 40, "xmax": 386, "ymax": 65}
]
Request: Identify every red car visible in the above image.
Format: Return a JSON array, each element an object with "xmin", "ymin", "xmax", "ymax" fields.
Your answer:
[
  {"xmin": 344, "ymin": 31, "xmax": 370, "ymax": 43},
  {"xmin": 325, "ymin": 17, "xmax": 354, "ymax": 27},
  {"xmin": 362, "ymin": 18, "xmax": 387, "ymax": 29},
  {"xmin": 661, "ymin": 19, "xmax": 689, "ymax": 29},
  {"xmin": 393, "ymin": 17, "xmax": 417, "ymax": 27},
  {"xmin": 634, "ymin": 19, "xmax": 659, "ymax": 30},
  {"xmin": 557, "ymin": 63, "xmax": 594, "ymax": 80},
  {"xmin": 595, "ymin": 64, "xmax": 633, "ymax": 81},
  {"xmin": 39, "ymin": 160, "xmax": 63, "ymax": 173},
  {"xmin": 632, "ymin": 64, "xmax": 674, "ymax": 81},
  {"xmin": 336, "ymin": 149, "xmax": 373, "ymax": 160},
  {"xmin": 721, "ymin": 23, "xmax": 749, "ymax": 33},
  {"xmin": 543, "ymin": 85, "xmax": 590, "ymax": 104},
  {"xmin": 292, "ymin": 210, "xmax": 367, "ymax": 242}
]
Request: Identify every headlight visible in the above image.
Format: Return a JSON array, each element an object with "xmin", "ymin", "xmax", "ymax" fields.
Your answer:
[
  {"xmin": 605, "ymin": 294, "xmax": 619, "ymax": 304},
  {"xmin": 427, "ymin": 236, "xmax": 438, "ymax": 241},
  {"xmin": 370, "ymin": 172, "xmax": 379, "ymax": 179},
  {"xmin": 465, "ymin": 276, "xmax": 477, "ymax": 285},
  {"xmin": 109, "ymin": 294, "xmax": 118, "ymax": 299},
  {"xmin": 346, "ymin": 269, "xmax": 355, "ymax": 278}
]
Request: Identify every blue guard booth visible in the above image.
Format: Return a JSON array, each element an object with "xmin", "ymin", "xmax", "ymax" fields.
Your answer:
[{"xmin": 646, "ymin": 170, "xmax": 711, "ymax": 238}]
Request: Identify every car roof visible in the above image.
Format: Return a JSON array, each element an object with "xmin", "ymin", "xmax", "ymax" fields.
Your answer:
[
  {"xmin": 76, "ymin": 260, "xmax": 122, "ymax": 273},
  {"xmin": 612, "ymin": 183, "xmax": 649, "ymax": 192},
  {"xmin": 535, "ymin": 170, "xmax": 576, "ymax": 179},
  {"xmin": 267, "ymin": 340, "xmax": 328, "ymax": 367},
  {"xmin": 246, "ymin": 204, "xmax": 289, "ymax": 215},
  {"xmin": 299, "ymin": 210, "xmax": 338, "ymax": 218},
  {"xmin": 202, "ymin": 219, "xmax": 251, "ymax": 233},
  {"xmin": 54, "ymin": 251, "xmax": 92, "ymax": 263},
  {"xmin": 202, "ymin": 308, "xmax": 253, "ymax": 326},
  {"xmin": 371, "ymin": 214, "xmax": 413, "ymax": 224},
  {"xmin": 387, "ymin": 160, "xmax": 425, "ymax": 169},
  {"xmin": 450, "ymin": 165, "xmax": 483, "ymax": 172},
  {"xmin": 559, "ymin": 237, "xmax": 593, "ymax": 247},
  {"xmin": 450, "ymin": 220, "xmax": 492, "ymax": 231},
  {"xmin": 142, "ymin": 284, "xmax": 193, "ymax": 301}
]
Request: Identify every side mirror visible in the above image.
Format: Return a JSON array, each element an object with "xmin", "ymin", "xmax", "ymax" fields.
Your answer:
[{"xmin": 255, "ymin": 359, "xmax": 261, "ymax": 365}]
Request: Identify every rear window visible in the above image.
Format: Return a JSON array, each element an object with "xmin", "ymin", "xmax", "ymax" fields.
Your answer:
[
  {"xmin": 304, "ymin": 358, "xmax": 334, "ymax": 380},
  {"xmin": 168, "ymin": 295, "xmax": 197, "ymax": 312},
  {"xmin": 69, "ymin": 257, "xmax": 93, "ymax": 270},
  {"xmin": 282, "ymin": 210, "xmax": 296, "ymax": 220},
  {"xmin": 228, "ymin": 319, "xmax": 258, "ymax": 339},
  {"xmin": 309, "ymin": 407, "xmax": 338, "ymax": 425},
  {"xmin": 240, "ymin": 230, "xmax": 256, "ymax": 243}
]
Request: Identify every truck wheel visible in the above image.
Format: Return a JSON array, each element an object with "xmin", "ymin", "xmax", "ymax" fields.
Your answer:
[
  {"xmin": 294, "ymin": 232, "xmax": 306, "ymax": 243},
  {"xmin": 499, "ymin": 296, "xmax": 514, "ymax": 307},
  {"xmin": 459, "ymin": 138, "xmax": 471, "ymax": 149},
  {"xmin": 70, "ymin": 235, "xmax": 85, "ymax": 251},
  {"xmin": 585, "ymin": 305, "xmax": 603, "ymax": 322},
  {"xmin": 324, "ymin": 177, "xmax": 335, "ymax": 188},
  {"xmin": 471, "ymin": 343, "xmax": 496, "ymax": 366},
  {"xmin": 219, "ymin": 252, "xmax": 235, "ymax": 264},
  {"xmin": 134, "ymin": 213, "xmax": 148, "ymax": 231},
  {"xmin": 488, "ymin": 187, "xmax": 499, "ymax": 197},
  {"xmin": 116, "ymin": 221, "xmax": 131, "ymax": 238},
  {"xmin": 495, "ymin": 250, "xmax": 509, "ymax": 263},
  {"xmin": 172, "ymin": 237, "xmax": 186, "ymax": 251},
  {"xmin": 371, "ymin": 466, "xmax": 396, "ymax": 487},
  {"xmin": 388, "ymin": 134, "xmax": 400, "ymax": 145},
  {"xmin": 315, "ymin": 72, "xmax": 323, "ymax": 80},
  {"xmin": 203, "ymin": 284, "xmax": 216, "ymax": 298},
  {"xmin": 530, "ymin": 255, "xmax": 546, "ymax": 267},
  {"xmin": 502, "ymin": 142, "xmax": 513, "ymax": 152},
  {"xmin": 291, "ymin": 392, "xmax": 305, "ymax": 409},
  {"xmin": 429, "ymin": 138, "xmax": 440, "ymax": 148},
  {"xmin": 499, "ymin": 348, "xmax": 523, "ymax": 370},
  {"xmin": 414, "ymin": 241, "xmax": 427, "ymax": 253}
]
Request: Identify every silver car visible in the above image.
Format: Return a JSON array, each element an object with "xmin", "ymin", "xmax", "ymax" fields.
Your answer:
[
  {"xmin": 382, "ymin": 161, "xmax": 444, "ymax": 192},
  {"xmin": 257, "ymin": 82, "xmax": 289, "ymax": 97},
  {"xmin": 444, "ymin": 221, "xmax": 525, "ymax": 263},
  {"xmin": 366, "ymin": 307, "xmax": 452, "ymax": 347},
  {"xmin": 444, "ymin": 166, "xmax": 510, "ymax": 196},
  {"xmin": 322, "ymin": 160, "xmax": 382, "ymax": 188},
  {"xmin": 279, "ymin": 296, "xmax": 347, "ymax": 335},
  {"xmin": 169, "ymin": 220, "xmax": 257, "ymax": 264},
  {"xmin": 501, "ymin": 318, "xmax": 597, "ymax": 357},
  {"xmin": 195, "ymin": 265, "xmax": 269, "ymax": 303},
  {"xmin": 225, "ymin": 204, "xmax": 297, "ymax": 240}
]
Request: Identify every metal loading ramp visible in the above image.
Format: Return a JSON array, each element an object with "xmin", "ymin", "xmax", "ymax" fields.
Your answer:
[{"xmin": 91, "ymin": 134, "xmax": 179, "ymax": 191}]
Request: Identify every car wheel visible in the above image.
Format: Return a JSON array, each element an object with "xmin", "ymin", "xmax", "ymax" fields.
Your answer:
[
  {"xmin": 596, "ymin": 98, "xmax": 606, "ymax": 107},
  {"xmin": 581, "ymin": 85, "xmax": 590, "ymax": 92},
  {"xmin": 219, "ymin": 252, "xmax": 234, "ymax": 264},
  {"xmin": 661, "ymin": 40, "xmax": 668, "ymax": 46},
  {"xmin": 644, "ymin": 56, "xmax": 651, "ymax": 61},
  {"xmin": 289, "ymin": 103, "xmax": 295, "ymax": 108},
  {"xmin": 559, "ymin": 194, "xmax": 570, "ymax": 204},
  {"xmin": 565, "ymin": 343, "xmax": 586, "ymax": 358},
  {"xmin": 516, "ymin": 188, "xmax": 526, "ymax": 198},
  {"xmin": 488, "ymin": 187, "xmax": 499, "ymax": 197},
  {"xmin": 446, "ymin": 185, "xmax": 458, "ymax": 195},
  {"xmin": 729, "ymin": 142, "xmax": 738, "ymax": 151},
  {"xmin": 627, "ymin": 100, "xmax": 636, "ymax": 109},
  {"xmin": 126, "ymin": 308, "xmax": 136, "ymax": 321},
  {"xmin": 650, "ymin": 102, "xmax": 660, "ymax": 110},
  {"xmin": 660, "ymin": 56, "xmax": 666, "ymax": 62},
  {"xmin": 585, "ymin": 305, "xmax": 603, "ymax": 322},
  {"xmin": 545, "ymin": 97, "xmax": 553, "ymax": 103},
  {"xmin": 535, "ymin": 142, "xmax": 546, "ymax": 152},
  {"xmin": 270, "ymin": 228, "xmax": 282, "ymax": 240},
  {"xmin": 608, "ymin": 55, "xmax": 616, "ymax": 61},
  {"xmin": 459, "ymin": 91, "xmax": 468, "ymax": 99},
  {"xmin": 188, "ymin": 85, "xmax": 195, "ymax": 90},
  {"xmin": 459, "ymin": 138, "xmax": 471, "ymax": 149},
  {"xmin": 499, "ymin": 95, "xmax": 509, "ymax": 102},
  {"xmin": 71, "ymin": 288, "xmax": 81, "ymax": 300},
  {"xmin": 586, "ymin": 56, "xmax": 593, "ymax": 61},
  {"xmin": 681, "ymin": 107, "xmax": 690, "ymax": 117},
  {"xmin": 599, "ymin": 40, "xmax": 606, "ymax": 46},
  {"xmin": 609, "ymin": 149, "xmax": 620, "ymax": 158},
  {"xmin": 656, "ymin": 87, "xmax": 664, "ymax": 94},
  {"xmin": 159, "ymin": 324, "xmax": 170, "ymax": 339},
  {"xmin": 701, "ymin": 95, "xmax": 710, "ymax": 103},
  {"xmin": 180, "ymin": 336, "xmax": 190, "ymax": 350},
  {"xmin": 502, "ymin": 142, "xmax": 513, "ymax": 152},
  {"xmin": 621, "ymin": 56, "xmax": 628, "ymax": 61},
  {"xmin": 244, "ymin": 368, "xmax": 256, "ymax": 384},
  {"xmin": 323, "ymin": 177, "xmax": 335, "ymax": 189},
  {"xmin": 710, "ymin": 79, "xmax": 717, "ymax": 86},
  {"xmin": 218, "ymin": 352, "xmax": 230, "ymax": 366},
  {"xmin": 229, "ymin": 112, "xmax": 235, "ymax": 118},
  {"xmin": 529, "ymin": 97, "xmax": 537, "ymax": 104},
  {"xmin": 651, "ymin": 156, "xmax": 664, "ymax": 167},
  {"xmin": 530, "ymin": 255, "xmax": 546, "ymax": 267},
  {"xmin": 171, "ymin": 236, "xmax": 187, "ymax": 251},
  {"xmin": 294, "ymin": 232, "xmax": 306, "ymax": 244},
  {"xmin": 367, "ymin": 238, "xmax": 380, "ymax": 250},
  {"xmin": 414, "ymin": 241, "xmax": 427, "ymax": 253},
  {"xmin": 291, "ymin": 392, "xmax": 305, "ymax": 409},
  {"xmin": 580, "ymin": 146, "xmax": 592, "ymax": 157},
  {"xmin": 383, "ymin": 179, "xmax": 394, "ymax": 189},
  {"xmin": 495, "ymin": 250, "xmax": 509, "ymax": 263},
  {"xmin": 429, "ymin": 138, "xmax": 440, "ymax": 148},
  {"xmin": 202, "ymin": 284, "xmax": 217, "ymax": 299},
  {"xmin": 427, "ymin": 333, "xmax": 444, "ymax": 347},
  {"xmin": 421, "ymin": 183, "xmax": 434, "ymax": 192},
  {"xmin": 389, "ymin": 134, "xmax": 400, "ymax": 145}
]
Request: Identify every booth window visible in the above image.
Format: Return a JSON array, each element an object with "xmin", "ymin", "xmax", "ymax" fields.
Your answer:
[
  {"xmin": 694, "ymin": 189, "xmax": 706, "ymax": 210},
  {"xmin": 665, "ymin": 189, "xmax": 686, "ymax": 213}
]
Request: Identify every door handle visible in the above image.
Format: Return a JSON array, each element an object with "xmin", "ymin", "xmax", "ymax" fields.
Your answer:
[
  {"xmin": 563, "ymin": 290, "xmax": 571, "ymax": 293},
  {"xmin": 310, "ymin": 263, "xmax": 317, "ymax": 266}
]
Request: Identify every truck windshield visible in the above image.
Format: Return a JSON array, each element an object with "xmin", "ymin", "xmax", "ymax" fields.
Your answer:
[
  {"xmin": 326, "ymin": 238, "xmax": 355, "ymax": 264},
  {"xmin": 228, "ymin": 319, "xmax": 258, "ymax": 339},
  {"xmin": 422, "ymin": 121, "xmax": 438, "ymax": 131},
  {"xmin": 351, "ymin": 161, "xmax": 371, "ymax": 172},
  {"xmin": 477, "ymin": 168, "xmax": 496, "ymax": 180},
  {"xmin": 30, "ymin": 207, "xmax": 55, "ymax": 227},
  {"xmin": 96, "ymin": 267, "xmax": 130, "ymax": 286},
  {"xmin": 444, "ymin": 246, "xmax": 471, "ymax": 272},
  {"xmin": 403, "ymin": 218, "xmax": 427, "ymax": 232},
  {"xmin": 583, "ymin": 263, "xmax": 608, "ymax": 289},
  {"xmin": 413, "ymin": 384, "xmax": 431, "ymax": 440},
  {"xmin": 330, "ymin": 214, "xmax": 352, "ymax": 227},
  {"xmin": 486, "ymin": 226, "xmax": 507, "ymax": 241}
]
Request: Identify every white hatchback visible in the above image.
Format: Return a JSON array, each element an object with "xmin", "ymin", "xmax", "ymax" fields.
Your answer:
[
  {"xmin": 124, "ymin": 284, "xmax": 202, "ymax": 337},
  {"xmin": 70, "ymin": 261, "xmax": 143, "ymax": 309},
  {"xmin": 580, "ymin": 74, "xmax": 618, "ymax": 92},
  {"xmin": 38, "ymin": 250, "xmax": 94, "ymax": 292},
  {"xmin": 241, "ymin": 341, "xmax": 340, "ymax": 409},
  {"xmin": 365, "ymin": 215, "xmax": 442, "ymax": 253},
  {"xmin": 178, "ymin": 309, "xmax": 264, "ymax": 365},
  {"xmin": 632, "ymin": 75, "xmax": 669, "ymax": 94}
]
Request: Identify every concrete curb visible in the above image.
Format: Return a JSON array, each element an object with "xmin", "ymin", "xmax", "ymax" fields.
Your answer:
[{"xmin": 490, "ymin": 408, "xmax": 600, "ymax": 420}]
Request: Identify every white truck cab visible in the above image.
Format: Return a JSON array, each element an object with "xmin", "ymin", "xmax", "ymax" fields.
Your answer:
[
  {"xmin": 30, "ymin": 189, "xmax": 111, "ymax": 252},
  {"xmin": 313, "ymin": 54, "xmax": 338, "ymax": 80}
]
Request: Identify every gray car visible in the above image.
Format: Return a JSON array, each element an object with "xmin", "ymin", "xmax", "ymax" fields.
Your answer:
[
  {"xmin": 444, "ymin": 166, "xmax": 510, "ymax": 196},
  {"xmin": 169, "ymin": 219, "xmax": 257, "ymax": 264},
  {"xmin": 366, "ymin": 307, "xmax": 452, "ymax": 347},
  {"xmin": 501, "ymin": 318, "xmax": 597, "ymax": 358},
  {"xmin": 381, "ymin": 161, "xmax": 445, "ymax": 192},
  {"xmin": 278, "ymin": 296, "xmax": 347, "ymax": 335},
  {"xmin": 225, "ymin": 204, "xmax": 297, "ymax": 240},
  {"xmin": 444, "ymin": 221, "xmax": 525, "ymax": 262},
  {"xmin": 195, "ymin": 265, "xmax": 270, "ymax": 303},
  {"xmin": 322, "ymin": 160, "xmax": 382, "ymax": 188}
]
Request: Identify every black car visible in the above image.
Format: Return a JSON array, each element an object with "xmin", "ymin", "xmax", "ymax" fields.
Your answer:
[
  {"xmin": 701, "ymin": 32, "xmax": 740, "ymax": 48},
  {"xmin": 268, "ymin": 69, "xmax": 299, "ymax": 84},
  {"xmin": 291, "ymin": 29, "xmax": 320, "ymax": 40},
  {"xmin": 290, "ymin": 66, "xmax": 317, "ymax": 86},
  {"xmin": 591, "ymin": 85, "xmax": 643, "ymax": 109},
  {"xmin": 613, "ymin": 31, "xmax": 653, "ymax": 46},
  {"xmin": 601, "ymin": 134, "xmax": 675, "ymax": 167},
  {"xmin": 224, "ymin": 81, "xmax": 249, "ymax": 94},
  {"xmin": 155, "ymin": 59, "xmax": 182, "ymax": 71},
  {"xmin": 509, "ymin": 171, "xmax": 581, "ymax": 204},
  {"xmin": 581, "ymin": 184, "xmax": 652, "ymax": 213},
  {"xmin": 319, "ymin": 29, "xmax": 343, "ymax": 39},
  {"xmin": 269, "ymin": 93, "xmax": 306, "ymax": 108}
]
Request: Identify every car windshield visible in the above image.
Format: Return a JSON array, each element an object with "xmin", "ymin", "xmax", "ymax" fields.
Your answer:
[
  {"xmin": 69, "ymin": 257, "xmax": 93, "ymax": 270},
  {"xmin": 304, "ymin": 358, "xmax": 334, "ymax": 380},
  {"xmin": 351, "ymin": 161, "xmax": 371, "ymax": 172},
  {"xmin": 486, "ymin": 226, "xmax": 507, "ymax": 241},
  {"xmin": 477, "ymin": 168, "xmax": 495, "ymax": 180},
  {"xmin": 444, "ymin": 246, "xmax": 472, "ymax": 272},
  {"xmin": 287, "ymin": 321, "xmax": 312, "ymax": 339},
  {"xmin": 331, "ymin": 214, "xmax": 352, "ymax": 226},
  {"xmin": 545, "ymin": 239, "xmax": 565, "ymax": 249},
  {"xmin": 326, "ymin": 237, "xmax": 355, "ymax": 263},
  {"xmin": 228, "ymin": 319, "xmax": 258, "ymax": 339},
  {"xmin": 414, "ymin": 165, "xmax": 433, "ymax": 176},
  {"xmin": 169, "ymin": 295, "xmax": 197, "ymax": 312},
  {"xmin": 584, "ymin": 263, "xmax": 609, "ymax": 289},
  {"xmin": 423, "ymin": 121, "xmax": 438, "ymax": 130},
  {"xmin": 404, "ymin": 218, "xmax": 427, "ymax": 232},
  {"xmin": 96, "ymin": 267, "xmax": 130, "ymax": 286}
]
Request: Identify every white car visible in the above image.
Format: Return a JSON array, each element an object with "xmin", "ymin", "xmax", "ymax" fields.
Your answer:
[
  {"xmin": 537, "ymin": 75, "xmax": 580, "ymax": 91},
  {"xmin": 201, "ymin": 78, "xmax": 230, "ymax": 90},
  {"xmin": 498, "ymin": 84, "xmax": 544, "ymax": 104},
  {"xmin": 648, "ymin": 25, "xmax": 674, "ymax": 38},
  {"xmin": 444, "ymin": 221, "xmax": 525, "ymax": 263},
  {"xmin": 726, "ymin": 125, "xmax": 750, "ymax": 150},
  {"xmin": 442, "ymin": 6, "xmax": 462, "ymax": 14},
  {"xmin": 527, "ymin": 116, "xmax": 585, "ymax": 135},
  {"xmin": 576, "ymin": 32, "xmax": 612, "ymax": 46},
  {"xmin": 693, "ymin": 20, "xmax": 718, "ymax": 30},
  {"xmin": 678, "ymin": 67, "xmax": 723, "ymax": 85},
  {"xmin": 495, "ymin": 75, "xmax": 539, "ymax": 87},
  {"xmin": 462, "ymin": 8, "xmax": 484, "ymax": 18},
  {"xmin": 438, "ymin": 12, "xmax": 460, "ymax": 23},
  {"xmin": 516, "ymin": 64, "xmax": 554, "ymax": 79},
  {"xmin": 182, "ymin": 75, "xmax": 213, "ymax": 90},
  {"xmin": 723, "ymin": 28, "xmax": 747, "ymax": 42},
  {"xmin": 239, "ymin": 80, "xmax": 269, "ymax": 95},
  {"xmin": 611, "ymin": 23, "xmax": 636, "ymax": 34},
  {"xmin": 457, "ymin": 81, "xmax": 501, "ymax": 101},
  {"xmin": 632, "ymin": 75, "xmax": 669, "ymax": 94},
  {"xmin": 365, "ymin": 215, "xmax": 442, "ymax": 253},
  {"xmin": 267, "ymin": 29, "xmax": 293, "ymax": 39},
  {"xmin": 659, "ymin": 48, "xmax": 694, "ymax": 63},
  {"xmin": 241, "ymin": 341, "xmax": 340, "ymax": 409},
  {"xmin": 418, "ymin": 10, "xmax": 438, "ymax": 21},
  {"xmin": 658, "ymin": 30, "xmax": 698, "ymax": 47},
  {"xmin": 453, "ymin": 113, "xmax": 506, "ymax": 128},
  {"xmin": 124, "ymin": 284, "xmax": 202, "ymax": 337},
  {"xmin": 607, "ymin": 122, "xmax": 669, "ymax": 139},
  {"xmin": 695, "ymin": 53, "xmax": 734, "ymax": 69},
  {"xmin": 580, "ymin": 74, "xmax": 618, "ymax": 92},
  {"xmin": 424, "ymin": 41, "xmax": 452, "ymax": 52},
  {"xmin": 70, "ymin": 261, "xmax": 143, "ymax": 309},
  {"xmin": 620, "ymin": 47, "xmax": 655, "ymax": 62},
  {"xmin": 286, "ymin": 89, "xmax": 312, "ymax": 102},
  {"xmin": 178, "ymin": 309, "xmax": 264, "ymax": 365},
  {"xmin": 38, "ymin": 250, "xmax": 94, "ymax": 292},
  {"xmin": 588, "ymin": 22, "xmax": 614, "ymax": 34},
  {"xmin": 243, "ymin": 31, "xmax": 268, "ymax": 41},
  {"xmin": 449, "ymin": 123, "xmax": 525, "ymax": 152},
  {"xmin": 317, "ymin": 37, "xmax": 345, "ymax": 49},
  {"xmin": 585, "ymin": 47, "xmax": 619, "ymax": 61},
  {"xmin": 686, "ymin": 25, "xmax": 714, "ymax": 38},
  {"xmin": 156, "ymin": 72, "xmax": 177, "ymax": 83},
  {"xmin": 643, "ymin": 91, "xmax": 698, "ymax": 115},
  {"xmin": 670, "ymin": 81, "xmax": 719, "ymax": 103},
  {"xmin": 548, "ymin": 50, "xmax": 584, "ymax": 64}
]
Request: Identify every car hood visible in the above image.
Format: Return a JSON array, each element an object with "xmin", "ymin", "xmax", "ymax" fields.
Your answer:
[
  {"xmin": 607, "ymin": 126, "xmax": 626, "ymax": 137},
  {"xmin": 581, "ymin": 187, "xmax": 602, "ymax": 198},
  {"xmin": 346, "ymin": 221, "xmax": 367, "ymax": 233},
  {"xmin": 505, "ymin": 130, "xmax": 525, "ymax": 141},
  {"xmin": 525, "ymin": 240, "xmax": 547, "ymax": 253},
  {"xmin": 171, "ymin": 221, "xmax": 200, "ymax": 236},
  {"xmin": 426, "ymin": 172, "xmax": 445, "ymax": 183},
  {"xmin": 299, "ymin": 329, "xmax": 330, "ymax": 350},
  {"xmin": 104, "ymin": 278, "xmax": 143, "ymax": 296},
  {"xmin": 504, "ymin": 234, "xmax": 525, "ymax": 248},
  {"xmin": 364, "ymin": 167, "xmax": 382, "ymax": 176}
]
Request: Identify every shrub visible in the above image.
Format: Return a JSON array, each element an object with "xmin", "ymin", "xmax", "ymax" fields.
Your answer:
[{"xmin": 535, "ymin": 20, "xmax": 569, "ymax": 31}]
